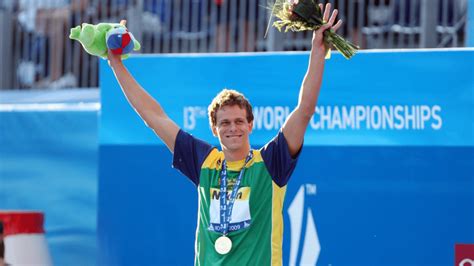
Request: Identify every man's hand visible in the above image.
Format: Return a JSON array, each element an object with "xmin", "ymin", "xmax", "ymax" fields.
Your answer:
[
  {"xmin": 107, "ymin": 50, "xmax": 122, "ymax": 68},
  {"xmin": 312, "ymin": 3, "xmax": 343, "ymax": 53}
]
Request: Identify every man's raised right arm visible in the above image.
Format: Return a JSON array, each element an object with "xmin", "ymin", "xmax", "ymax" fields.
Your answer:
[{"xmin": 108, "ymin": 53, "xmax": 180, "ymax": 153}]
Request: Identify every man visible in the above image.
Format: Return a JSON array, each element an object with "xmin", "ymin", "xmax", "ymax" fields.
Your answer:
[{"xmin": 108, "ymin": 3, "xmax": 342, "ymax": 265}]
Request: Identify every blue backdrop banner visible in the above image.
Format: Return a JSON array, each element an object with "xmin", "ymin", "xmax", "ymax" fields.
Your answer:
[
  {"xmin": 100, "ymin": 50, "xmax": 474, "ymax": 147},
  {"xmin": 0, "ymin": 107, "xmax": 98, "ymax": 266},
  {"xmin": 99, "ymin": 50, "xmax": 474, "ymax": 266}
]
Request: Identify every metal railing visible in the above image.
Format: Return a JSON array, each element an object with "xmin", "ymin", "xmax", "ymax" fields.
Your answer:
[{"xmin": 0, "ymin": 0, "xmax": 468, "ymax": 90}]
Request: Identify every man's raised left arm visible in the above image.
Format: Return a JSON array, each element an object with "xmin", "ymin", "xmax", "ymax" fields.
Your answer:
[{"xmin": 282, "ymin": 3, "xmax": 342, "ymax": 157}]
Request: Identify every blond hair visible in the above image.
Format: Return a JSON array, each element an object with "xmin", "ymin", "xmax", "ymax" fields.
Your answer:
[{"xmin": 208, "ymin": 89, "xmax": 254, "ymax": 128}]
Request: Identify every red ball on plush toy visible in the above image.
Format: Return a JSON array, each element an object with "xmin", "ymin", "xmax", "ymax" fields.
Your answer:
[{"xmin": 106, "ymin": 27, "xmax": 135, "ymax": 55}]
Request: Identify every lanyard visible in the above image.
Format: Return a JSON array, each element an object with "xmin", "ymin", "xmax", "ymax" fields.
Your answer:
[{"xmin": 219, "ymin": 150, "xmax": 253, "ymax": 235}]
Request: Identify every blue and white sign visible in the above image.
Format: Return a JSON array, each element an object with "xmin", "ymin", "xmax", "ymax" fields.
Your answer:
[{"xmin": 100, "ymin": 49, "xmax": 474, "ymax": 146}]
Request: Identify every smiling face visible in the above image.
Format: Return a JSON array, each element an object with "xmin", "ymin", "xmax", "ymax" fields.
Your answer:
[{"xmin": 212, "ymin": 105, "xmax": 253, "ymax": 160}]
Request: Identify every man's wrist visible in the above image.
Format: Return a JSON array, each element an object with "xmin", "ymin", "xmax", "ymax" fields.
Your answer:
[
  {"xmin": 310, "ymin": 47, "xmax": 327, "ymax": 58},
  {"xmin": 108, "ymin": 60, "xmax": 123, "ymax": 69}
]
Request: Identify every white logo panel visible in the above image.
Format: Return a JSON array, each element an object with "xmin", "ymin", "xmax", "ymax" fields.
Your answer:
[{"xmin": 288, "ymin": 185, "xmax": 320, "ymax": 266}]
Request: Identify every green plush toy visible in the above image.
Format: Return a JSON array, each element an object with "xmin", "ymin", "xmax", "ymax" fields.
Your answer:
[{"xmin": 69, "ymin": 20, "xmax": 141, "ymax": 59}]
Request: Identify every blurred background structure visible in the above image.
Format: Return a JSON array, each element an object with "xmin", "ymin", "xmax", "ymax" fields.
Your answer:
[{"xmin": 0, "ymin": 0, "xmax": 469, "ymax": 90}]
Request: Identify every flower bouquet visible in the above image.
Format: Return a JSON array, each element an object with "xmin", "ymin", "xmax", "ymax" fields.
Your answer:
[{"xmin": 270, "ymin": 0, "xmax": 359, "ymax": 59}]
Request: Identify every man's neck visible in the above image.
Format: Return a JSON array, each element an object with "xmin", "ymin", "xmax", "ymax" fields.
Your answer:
[{"xmin": 223, "ymin": 146, "xmax": 251, "ymax": 162}]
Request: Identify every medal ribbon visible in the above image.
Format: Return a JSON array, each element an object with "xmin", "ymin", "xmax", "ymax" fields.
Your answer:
[{"xmin": 219, "ymin": 150, "xmax": 253, "ymax": 235}]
